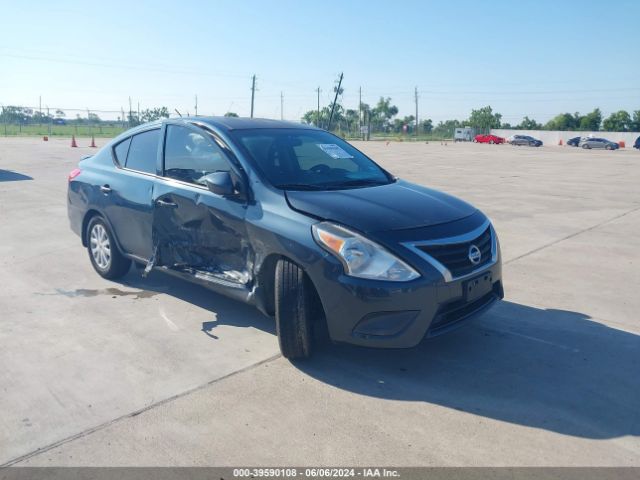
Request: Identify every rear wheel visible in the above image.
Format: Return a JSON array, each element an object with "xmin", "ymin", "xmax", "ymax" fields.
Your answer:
[
  {"xmin": 86, "ymin": 216, "xmax": 131, "ymax": 279},
  {"xmin": 489, "ymin": 140, "xmax": 494, "ymax": 144},
  {"xmin": 582, "ymin": 144, "xmax": 590, "ymax": 149},
  {"xmin": 274, "ymin": 258, "xmax": 315, "ymax": 359}
]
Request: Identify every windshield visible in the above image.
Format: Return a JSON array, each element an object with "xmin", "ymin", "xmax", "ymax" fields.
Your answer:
[{"xmin": 230, "ymin": 128, "xmax": 392, "ymax": 190}]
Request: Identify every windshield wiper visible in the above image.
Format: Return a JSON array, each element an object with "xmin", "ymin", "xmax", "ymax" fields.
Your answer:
[
  {"xmin": 323, "ymin": 179, "xmax": 389, "ymax": 189},
  {"xmin": 276, "ymin": 183, "xmax": 327, "ymax": 191}
]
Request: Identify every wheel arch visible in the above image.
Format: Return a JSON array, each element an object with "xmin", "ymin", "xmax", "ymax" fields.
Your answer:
[
  {"xmin": 254, "ymin": 253, "xmax": 326, "ymax": 325},
  {"xmin": 81, "ymin": 209, "xmax": 125, "ymax": 254}
]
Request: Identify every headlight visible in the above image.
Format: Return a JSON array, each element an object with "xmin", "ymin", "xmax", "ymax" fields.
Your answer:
[{"xmin": 312, "ymin": 222, "xmax": 420, "ymax": 282}]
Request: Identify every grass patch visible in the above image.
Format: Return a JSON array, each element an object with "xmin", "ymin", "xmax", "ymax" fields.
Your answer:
[{"xmin": 0, "ymin": 124, "xmax": 126, "ymax": 138}]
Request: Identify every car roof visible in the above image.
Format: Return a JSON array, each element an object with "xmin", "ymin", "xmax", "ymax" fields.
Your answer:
[
  {"xmin": 109, "ymin": 117, "xmax": 318, "ymax": 145},
  {"xmin": 180, "ymin": 116, "xmax": 318, "ymax": 132}
]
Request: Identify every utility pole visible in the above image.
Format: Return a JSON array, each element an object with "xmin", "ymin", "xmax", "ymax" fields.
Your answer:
[
  {"xmin": 327, "ymin": 72, "xmax": 343, "ymax": 131},
  {"xmin": 128, "ymin": 97, "xmax": 132, "ymax": 126},
  {"xmin": 414, "ymin": 86, "xmax": 419, "ymax": 137},
  {"xmin": 137, "ymin": 102, "xmax": 140, "ymax": 122},
  {"xmin": 194, "ymin": 95, "xmax": 198, "ymax": 116},
  {"xmin": 39, "ymin": 96, "xmax": 42, "ymax": 122},
  {"xmin": 250, "ymin": 75, "xmax": 256, "ymax": 118},
  {"xmin": 280, "ymin": 91, "xmax": 284, "ymax": 120},
  {"xmin": 316, "ymin": 87, "xmax": 321, "ymax": 128},
  {"xmin": 358, "ymin": 86, "xmax": 362, "ymax": 135}
]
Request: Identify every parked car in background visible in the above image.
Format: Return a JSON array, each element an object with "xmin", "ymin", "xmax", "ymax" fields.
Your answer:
[
  {"xmin": 508, "ymin": 135, "xmax": 543, "ymax": 147},
  {"xmin": 567, "ymin": 137, "xmax": 581, "ymax": 147},
  {"xmin": 67, "ymin": 117, "xmax": 504, "ymax": 359},
  {"xmin": 53, "ymin": 118, "xmax": 67, "ymax": 125},
  {"xmin": 473, "ymin": 134, "xmax": 505, "ymax": 144},
  {"xmin": 634, "ymin": 136, "xmax": 640, "ymax": 150},
  {"xmin": 579, "ymin": 138, "xmax": 619, "ymax": 150}
]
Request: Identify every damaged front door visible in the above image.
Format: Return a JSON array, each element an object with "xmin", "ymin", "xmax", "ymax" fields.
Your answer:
[{"xmin": 150, "ymin": 123, "xmax": 251, "ymax": 287}]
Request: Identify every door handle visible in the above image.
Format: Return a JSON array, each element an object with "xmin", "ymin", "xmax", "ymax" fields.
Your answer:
[
  {"xmin": 100, "ymin": 184, "xmax": 112, "ymax": 194},
  {"xmin": 156, "ymin": 198, "xmax": 178, "ymax": 208}
]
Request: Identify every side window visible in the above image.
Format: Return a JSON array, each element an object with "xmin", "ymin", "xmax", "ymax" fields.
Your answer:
[
  {"xmin": 125, "ymin": 129, "xmax": 160, "ymax": 174},
  {"xmin": 163, "ymin": 125, "xmax": 230, "ymax": 185},
  {"xmin": 113, "ymin": 137, "xmax": 131, "ymax": 166}
]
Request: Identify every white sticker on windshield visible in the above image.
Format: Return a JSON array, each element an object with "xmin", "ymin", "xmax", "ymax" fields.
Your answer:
[{"xmin": 316, "ymin": 143, "xmax": 354, "ymax": 159}]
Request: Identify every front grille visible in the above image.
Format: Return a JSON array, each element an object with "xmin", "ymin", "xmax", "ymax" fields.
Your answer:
[{"xmin": 416, "ymin": 226, "xmax": 492, "ymax": 278}]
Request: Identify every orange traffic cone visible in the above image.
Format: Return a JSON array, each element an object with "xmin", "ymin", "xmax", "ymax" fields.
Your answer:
[
  {"xmin": 43, "ymin": 136, "xmax": 48, "ymax": 141},
  {"xmin": 71, "ymin": 135, "xmax": 78, "ymax": 148},
  {"xmin": 90, "ymin": 135, "xmax": 97, "ymax": 148},
  {"xmin": 558, "ymin": 139, "xmax": 563, "ymax": 146}
]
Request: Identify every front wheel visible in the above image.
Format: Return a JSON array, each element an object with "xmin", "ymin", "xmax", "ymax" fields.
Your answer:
[
  {"xmin": 86, "ymin": 216, "xmax": 131, "ymax": 279},
  {"xmin": 275, "ymin": 259, "xmax": 315, "ymax": 359}
]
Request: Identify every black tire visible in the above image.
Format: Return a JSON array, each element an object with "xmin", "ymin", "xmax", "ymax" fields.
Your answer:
[
  {"xmin": 275, "ymin": 258, "xmax": 315, "ymax": 359},
  {"xmin": 86, "ymin": 216, "xmax": 131, "ymax": 279}
]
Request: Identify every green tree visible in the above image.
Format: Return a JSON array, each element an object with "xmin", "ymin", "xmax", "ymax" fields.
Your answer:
[
  {"xmin": 343, "ymin": 109, "xmax": 359, "ymax": 134},
  {"xmin": 140, "ymin": 107, "xmax": 170, "ymax": 123},
  {"xmin": 544, "ymin": 113, "xmax": 579, "ymax": 131},
  {"xmin": 602, "ymin": 110, "xmax": 631, "ymax": 131},
  {"xmin": 224, "ymin": 112, "xmax": 239, "ymax": 117},
  {"xmin": 631, "ymin": 110, "xmax": 640, "ymax": 131},
  {"xmin": 579, "ymin": 108, "xmax": 601, "ymax": 131},
  {"xmin": 468, "ymin": 106, "xmax": 501, "ymax": 133},
  {"xmin": 433, "ymin": 119, "xmax": 463, "ymax": 137},
  {"xmin": 393, "ymin": 115, "xmax": 415, "ymax": 133},
  {"xmin": 370, "ymin": 97, "xmax": 398, "ymax": 132},
  {"xmin": 421, "ymin": 118, "xmax": 433, "ymax": 133},
  {"xmin": 516, "ymin": 116, "xmax": 542, "ymax": 130}
]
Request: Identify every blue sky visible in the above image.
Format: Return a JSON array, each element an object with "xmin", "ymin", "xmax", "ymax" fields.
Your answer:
[{"xmin": 1, "ymin": 0, "xmax": 638, "ymax": 123}]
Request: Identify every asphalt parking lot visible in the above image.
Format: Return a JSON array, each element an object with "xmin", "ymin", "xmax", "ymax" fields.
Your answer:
[{"xmin": 1, "ymin": 137, "xmax": 639, "ymax": 466}]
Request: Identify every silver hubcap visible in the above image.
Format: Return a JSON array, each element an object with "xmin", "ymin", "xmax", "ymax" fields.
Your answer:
[{"xmin": 90, "ymin": 224, "xmax": 111, "ymax": 270}]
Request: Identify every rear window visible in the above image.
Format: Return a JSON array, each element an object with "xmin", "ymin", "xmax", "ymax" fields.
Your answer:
[
  {"xmin": 125, "ymin": 129, "xmax": 160, "ymax": 174},
  {"xmin": 113, "ymin": 137, "xmax": 131, "ymax": 166}
]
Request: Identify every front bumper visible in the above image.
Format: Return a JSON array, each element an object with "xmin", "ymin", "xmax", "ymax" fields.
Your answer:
[
  {"xmin": 308, "ymin": 215, "xmax": 504, "ymax": 348},
  {"xmin": 315, "ymin": 261, "xmax": 502, "ymax": 348}
]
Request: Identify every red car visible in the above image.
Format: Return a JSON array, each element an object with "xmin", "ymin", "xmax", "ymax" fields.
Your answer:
[{"xmin": 473, "ymin": 134, "xmax": 505, "ymax": 144}]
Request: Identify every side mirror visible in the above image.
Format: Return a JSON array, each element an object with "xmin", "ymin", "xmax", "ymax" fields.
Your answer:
[{"xmin": 203, "ymin": 171, "xmax": 235, "ymax": 196}]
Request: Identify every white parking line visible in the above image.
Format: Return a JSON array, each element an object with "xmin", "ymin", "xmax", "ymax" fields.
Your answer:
[
  {"xmin": 484, "ymin": 326, "xmax": 580, "ymax": 352},
  {"xmin": 159, "ymin": 307, "xmax": 180, "ymax": 332}
]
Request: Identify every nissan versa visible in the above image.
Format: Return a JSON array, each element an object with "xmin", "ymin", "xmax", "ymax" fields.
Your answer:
[{"xmin": 67, "ymin": 117, "xmax": 504, "ymax": 358}]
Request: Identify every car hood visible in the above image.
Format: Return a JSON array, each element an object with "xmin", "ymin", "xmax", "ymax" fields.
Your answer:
[{"xmin": 285, "ymin": 180, "xmax": 477, "ymax": 233}]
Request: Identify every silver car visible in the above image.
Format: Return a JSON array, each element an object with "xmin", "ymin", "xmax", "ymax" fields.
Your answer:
[
  {"xmin": 579, "ymin": 138, "xmax": 619, "ymax": 150},
  {"xmin": 508, "ymin": 135, "xmax": 543, "ymax": 147}
]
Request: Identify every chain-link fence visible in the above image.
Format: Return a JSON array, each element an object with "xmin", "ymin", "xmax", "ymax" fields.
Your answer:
[
  {"xmin": 0, "ymin": 106, "xmax": 155, "ymax": 137},
  {"xmin": 0, "ymin": 104, "xmax": 452, "ymax": 141}
]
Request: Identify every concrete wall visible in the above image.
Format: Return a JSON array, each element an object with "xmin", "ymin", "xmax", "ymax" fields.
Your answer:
[{"xmin": 490, "ymin": 129, "xmax": 640, "ymax": 147}]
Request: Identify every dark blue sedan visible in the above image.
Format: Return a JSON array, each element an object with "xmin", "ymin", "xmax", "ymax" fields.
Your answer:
[{"xmin": 68, "ymin": 117, "xmax": 503, "ymax": 358}]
